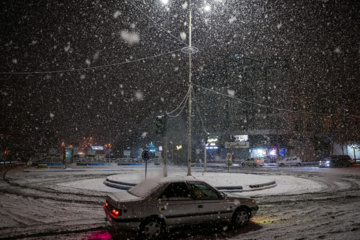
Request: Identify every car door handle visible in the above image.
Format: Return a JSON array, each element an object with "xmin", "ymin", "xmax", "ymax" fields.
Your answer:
[{"xmin": 198, "ymin": 205, "xmax": 203, "ymax": 208}]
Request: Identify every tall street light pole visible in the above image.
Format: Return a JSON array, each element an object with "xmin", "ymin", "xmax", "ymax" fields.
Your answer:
[
  {"xmin": 187, "ymin": 0, "xmax": 193, "ymax": 176},
  {"xmin": 163, "ymin": 0, "xmax": 205, "ymax": 176}
]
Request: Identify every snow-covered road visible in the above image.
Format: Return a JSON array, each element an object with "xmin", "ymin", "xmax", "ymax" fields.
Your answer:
[{"xmin": 0, "ymin": 165, "xmax": 360, "ymax": 240}]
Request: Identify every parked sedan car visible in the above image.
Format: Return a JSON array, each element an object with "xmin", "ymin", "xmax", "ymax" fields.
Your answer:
[
  {"xmin": 319, "ymin": 155, "xmax": 353, "ymax": 168},
  {"xmin": 277, "ymin": 157, "xmax": 302, "ymax": 167},
  {"xmin": 104, "ymin": 176, "xmax": 258, "ymax": 240}
]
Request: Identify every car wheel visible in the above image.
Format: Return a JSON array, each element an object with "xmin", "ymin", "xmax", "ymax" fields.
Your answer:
[
  {"xmin": 296, "ymin": 163, "xmax": 301, "ymax": 166},
  {"xmin": 241, "ymin": 162, "xmax": 245, "ymax": 167},
  {"xmin": 232, "ymin": 208, "xmax": 250, "ymax": 228},
  {"xmin": 279, "ymin": 163, "xmax": 284, "ymax": 167},
  {"xmin": 139, "ymin": 218, "xmax": 163, "ymax": 240}
]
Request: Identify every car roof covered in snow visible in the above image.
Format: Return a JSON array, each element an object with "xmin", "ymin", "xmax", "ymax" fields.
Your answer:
[{"xmin": 128, "ymin": 176, "xmax": 201, "ymax": 198}]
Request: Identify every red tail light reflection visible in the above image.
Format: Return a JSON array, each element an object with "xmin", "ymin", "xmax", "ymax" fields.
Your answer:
[{"xmin": 112, "ymin": 209, "xmax": 120, "ymax": 215}]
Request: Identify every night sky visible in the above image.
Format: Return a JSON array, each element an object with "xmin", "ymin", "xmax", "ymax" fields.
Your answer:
[{"xmin": 1, "ymin": 0, "xmax": 359, "ymax": 151}]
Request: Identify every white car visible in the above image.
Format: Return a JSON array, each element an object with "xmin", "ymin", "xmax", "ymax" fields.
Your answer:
[
  {"xmin": 104, "ymin": 176, "xmax": 258, "ymax": 239},
  {"xmin": 277, "ymin": 157, "xmax": 302, "ymax": 167}
]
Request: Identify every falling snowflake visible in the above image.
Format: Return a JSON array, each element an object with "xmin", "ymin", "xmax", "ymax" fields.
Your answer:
[
  {"xmin": 334, "ymin": 47, "xmax": 341, "ymax": 53},
  {"xmin": 93, "ymin": 51, "xmax": 100, "ymax": 60},
  {"xmin": 50, "ymin": 113, "xmax": 55, "ymax": 118},
  {"xmin": 180, "ymin": 32, "xmax": 186, "ymax": 40},
  {"xmin": 141, "ymin": 132, "xmax": 148, "ymax": 138},
  {"xmin": 228, "ymin": 16, "xmax": 237, "ymax": 24},
  {"xmin": 120, "ymin": 30, "xmax": 140, "ymax": 45},
  {"xmin": 227, "ymin": 89, "xmax": 235, "ymax": 97},
  {"xmin": 135, "ymin": 91, "xmax": 144, "ymax": 100},
  {"xmin": 64, "ymin": 43, "xmax": 71, "ymax": 52},
  {"xmin": 113, "ymin": 11, "xmax": 121, "ymax": 18}
]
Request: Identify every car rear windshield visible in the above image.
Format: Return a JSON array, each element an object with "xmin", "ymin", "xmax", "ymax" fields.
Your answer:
[{"xmin": 128, "ymin": 178, "xmax": 162, "ymax": 198}]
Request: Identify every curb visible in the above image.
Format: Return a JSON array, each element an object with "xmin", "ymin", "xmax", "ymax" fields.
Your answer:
[
  {"xmin": 216, "ymin": 186, "xmax": 243, "ymax": 191},
  {"xmin": 103, "ymin": 180, "xmax": 132, "ymax": 190},
  {"xmin": 103, "ymin": 179, "xmax": 245, "ymax": 192},
  {"xmin": 103, "ymin": 178, "xmax": 276, "ymax": 192},
  {"xmin": 249, "ymin": 181, "xmax": 277, "ymax": 189},
  {"xmin": 105, "ymin": 178, "xmax": 137, "ymax": 186},
  {"xmin": 23, "ymin": 169, "xmax": 129, "ymax": 173},
  {"xmin": 77, "ymin": 163, "xmax": 111, "ymax": 166},
  {"xmin": 24, "ymin": 169, "xmax": 86, "ymax": 172}
]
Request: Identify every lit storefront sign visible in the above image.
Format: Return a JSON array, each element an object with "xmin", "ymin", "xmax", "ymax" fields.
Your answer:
[
  {"xmin": 225, "ymin": 142, "xmax": 249, "ymax": 148},
  {"xmin": 206, "ymin": 146, "xmax": 219, "ymax": 150},
  {"xmin": 92, "ymin": 146, "xmax": 104, "ymax": 150},
  {"xmin": 232, "ymin": 135, "xmax": 248, "ymax": 142},
  {"xmin": 206, "ymin": 137, "xmax": 219, "ymax": 150},
  {"xmin": 269, "ymin": 148, "xmax": 277, "ymax": 156},
  {"xmin": 250, "ymin": 148, "xmax": 267, "ymax": 158}
]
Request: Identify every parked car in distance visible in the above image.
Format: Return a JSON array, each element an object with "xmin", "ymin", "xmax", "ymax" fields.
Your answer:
[
  {"xmin": 239, "ymin": 158, "xmax": 264, "ymax": 167},
  {"xmin": 319, "ymin": 155, "xmax": 353, "ymax": 168},
  {"xmin": 277, "ymin": 157, "xmax": 302, "ymax": 167},
  {"xmin": 104, "ymin": 176, "xmax": 258, "ymax": 240}
]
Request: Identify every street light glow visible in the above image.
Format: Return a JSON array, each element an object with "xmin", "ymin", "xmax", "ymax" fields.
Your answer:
[
  {"xmin": 161, "ymin": 0, "xmax": 169, "ymax": 4},
  {"xmin": 204, "ymin": 4, "xmax": 211, "ymax": 12}
]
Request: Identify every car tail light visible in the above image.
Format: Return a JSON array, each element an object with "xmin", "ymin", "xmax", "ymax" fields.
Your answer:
[
  {"xmin": 105, "ymin": 202, "xmax": 108, "ymax": 207},
  {"xmin": 112, "ymin": 209, "xmax": 120, "ymax": 216}
]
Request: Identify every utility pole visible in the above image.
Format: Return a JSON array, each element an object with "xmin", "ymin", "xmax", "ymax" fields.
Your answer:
[
  {"xmin": 163, "ymin": 136, "xmax": 168, "ymax": 177},
  {"xmin": 187, "ymin": 0, "xmax": 193, "ymax": 176},
  {"xmin": 204, "ymin": 143, "xmax": 207, "ymax": 172},
  {"xmin": 156, "ymin": 115, "xmax": 168, "ymax": 177}
]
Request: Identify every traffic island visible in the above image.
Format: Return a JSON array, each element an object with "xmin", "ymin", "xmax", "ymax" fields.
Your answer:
[{"xmin": 104, "ymin": 171, "xmax": 277, "ymax": 192}]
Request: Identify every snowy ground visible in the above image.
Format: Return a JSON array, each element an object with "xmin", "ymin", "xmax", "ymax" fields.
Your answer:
[{"xmin": 1, "ymin": 164, "xmax": 360, "ymax": 240}]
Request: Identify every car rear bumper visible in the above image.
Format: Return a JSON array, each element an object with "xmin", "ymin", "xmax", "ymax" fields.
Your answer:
[{"xmin": 104, "ymin": 211, "xmax": 141, "ymax": 231}]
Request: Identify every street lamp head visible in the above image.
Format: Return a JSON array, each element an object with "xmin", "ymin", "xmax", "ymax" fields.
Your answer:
[{"xmin": 204, "ymin": 4, "xmax": 211, "ymax": 12}]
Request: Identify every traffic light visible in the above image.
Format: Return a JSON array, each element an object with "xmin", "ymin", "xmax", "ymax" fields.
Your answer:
[
  {"xmin": 344, "ymin": 109, "xmax": 349, "ymax": 122},
  {"xmin": 156, "ymin": 115, "xmax": 166, "ymax": 135}
]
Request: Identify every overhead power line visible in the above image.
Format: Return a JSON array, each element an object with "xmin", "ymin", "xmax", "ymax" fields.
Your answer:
[
  {"xmin": 166, "ymin": 86, "xmax": 190, "ymax": 118},
  {"xmin": 194, "ymin": 84, "xmax": 360, "ymax": 118},
  {"xmin": 0, "ymin": 49, "xmax": 183, "ymax": 75}
]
